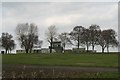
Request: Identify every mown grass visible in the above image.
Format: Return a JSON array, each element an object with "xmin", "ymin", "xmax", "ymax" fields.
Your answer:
[
  {"xmin": 2, "ymin": 53, "xmax": 118, "ymax": 67},
  {"xmin": 2, "ymin": 53, "xmax": 119, "ymax": 78}
]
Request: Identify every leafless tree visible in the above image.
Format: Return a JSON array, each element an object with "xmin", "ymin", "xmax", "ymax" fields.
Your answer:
[
  {"xmin": 45, "ymin": 25, "xmax": 57, "ymax": 53},
  {"xmin": 59, "ymin": 32, "xmax": 72, "ymax": 52},
  {"xmin": 16, "ymin": 23, "xmax": 39, "ymax": 53}
]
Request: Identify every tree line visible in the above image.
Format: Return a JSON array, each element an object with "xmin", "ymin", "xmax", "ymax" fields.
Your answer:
[{"xmin": 0, "ymin": 23, "xmax": 119, "ymax": 53}]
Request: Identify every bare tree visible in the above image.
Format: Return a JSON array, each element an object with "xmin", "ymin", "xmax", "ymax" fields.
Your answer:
[
  {"xmin": 16, "ymin": 23, "xmax": 39, "ymax": 53},
  {"xmin": 1, "ymin": 32, "xmax": 15, "ymax": 54},
  {"xmin": 45, "ymin": 25, "xmax": 57, "ymax": 53},
  {"xmin": 70, "ymin": 26, "xmax": 85, "ymax": 49},
  {"xmin": 59, "ymin": 32, "xmax": 72, "ymax": 52}
]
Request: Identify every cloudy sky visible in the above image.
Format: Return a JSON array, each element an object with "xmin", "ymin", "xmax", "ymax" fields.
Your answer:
[{"xmin": 0, "ymin": 2, "xmax": 119, "ymax": 52}]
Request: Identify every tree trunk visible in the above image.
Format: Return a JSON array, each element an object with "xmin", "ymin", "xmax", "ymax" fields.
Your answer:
[
  {"xmin": 86, "ymin": 43, "xmax": 89, "ymax": 52},
  {"xmin": 50, "ymin": 42, "xmax": 52, "ymax": 53},
  {"xmin": 92, "ymin": 44, "xmax": 95, "ymax": 52},
  {"xmin": 5, "ymin": 49, "xmax": 8, "ymax": 54},
  {"xmin": 25, "ymin": 49, "xmax": 29, "ymax": 53},
  {"xmin": 50, "ymin": 37, "xmax": 53, "ymax": 53},
  {"xmin": 50, "ymin": 47, "xmax": 52, "ymax": 53},
  {"xmin": 102, "ymin": 47, "xmax": 105, "ymax": 53},
  {"xmin": 78, "ymin": 42, "xmax": 79, "ymax": 49},
  {"xmin": 77, "ymin": 34, "xmax": 80, "ymax": 49}
]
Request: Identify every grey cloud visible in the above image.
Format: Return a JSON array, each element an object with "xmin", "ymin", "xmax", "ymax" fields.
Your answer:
[{"xmin": 2, "ymin": 2, "xmax": 118, "ymax": 52}]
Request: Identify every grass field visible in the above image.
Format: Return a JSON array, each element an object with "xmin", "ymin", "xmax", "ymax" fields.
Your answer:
[
  {"xmin": 2, "ymin": 53, "xmax": 118, "ymax": 67},
  {"xmin": 2, "ymin": 53, "xmax": 119, "ymax": 78}
]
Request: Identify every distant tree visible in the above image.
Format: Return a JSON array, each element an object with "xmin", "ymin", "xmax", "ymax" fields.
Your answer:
[
  {"xmin": 45, "ymin": 25, "xmax": 57, "ymax": 53},
  {"xmin": 98, "ymin": 29, "xmax": 118, "ymax": 53},
  {"xmin": 70, "ymin": 26, "xmax": 85, "ymax": 49},
  {"xmin": 1, "ymin": 32, "xmax": 15, "ymax": 54},
  {"xmin": 16, "ymin": 23, "xmax": 39, "ymax": 53},
  {"xmin": 59, "ymin": 32, "xmax": 72, "ymax": 52},
  {"xmin": 89, "ymin": 24, "xmax": 100, "ymax": 51},
  {"xmin": 97, "ymin": 30, "xmax": 107, "ymax": 53},
  {"xmin": 81, "ymin": 28, "xmax": 91, "ymax": 52}
]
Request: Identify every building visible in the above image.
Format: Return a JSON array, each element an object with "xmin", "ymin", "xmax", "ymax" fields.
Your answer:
[
  {"xmin": 72, "ymin": 48, "xmax": 86, "ymax": 53},
  {"xmin": 16, "ymin": 48, "xmax": 57, "ymax": 53},
  {"xmin": 41, "ymin": 48, "xmax": 50, "ymax": 53},
  {"xmin": 16, "ymin": 48, "xmax": 58, "ymax": 54},
  {"xmin": 49, "ymin": 41, "xmax": 63, "ymax": 53}
]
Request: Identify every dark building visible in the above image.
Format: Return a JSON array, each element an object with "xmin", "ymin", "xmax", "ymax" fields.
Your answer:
[{"xmin": 49, "ymin": 41, "xmax": 63, "ymax": 53}]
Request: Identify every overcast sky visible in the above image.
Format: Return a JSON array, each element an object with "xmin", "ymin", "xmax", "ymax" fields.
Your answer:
[{"xmin": 0, "ymin": 2, "xmax": 119, "ymax": 52}]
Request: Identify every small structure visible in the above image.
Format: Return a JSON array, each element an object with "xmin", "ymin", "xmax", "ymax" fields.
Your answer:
[
  {"xmin": 16, "ymin": 48, "xmax": 51, "ymax": 54},
  {"xmin": 64, "ymin": 49, "xmax": 72, "ymax": 53},
  {"xmin": 72, "ymin": 48, "xmax": 85, "ymax": 53},
  {"xmin": 16, "ymin": 48, "xmax": 41, "ymax": 53},
  {"xmin": 33, "ymin": 49, "xmax": 41, "ymax": 53},
  {"xmin": 16, "ymin": 49, "xmax": 26, "ymax": 53},
  {"xmin": 49, "ymin": 41, "xmax": 63, "ymax": 53},
  {"xmin": 41, "ymin": 48, "xmax": 50, "ymax": 53}
]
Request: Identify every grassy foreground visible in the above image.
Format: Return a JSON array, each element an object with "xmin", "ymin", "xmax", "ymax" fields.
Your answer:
[
  {"xmin": 2, "ymin": 53, "xmax": 119, "ymax": 78},
  {"xmin": 2, "ymin": 70, "xmax": 119, "ymax": 78},
  {"xmin": 2, "ymin": 53, "xmax": 118, "ymax": 67}
]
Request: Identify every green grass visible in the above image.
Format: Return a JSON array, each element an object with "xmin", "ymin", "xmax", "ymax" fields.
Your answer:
[{"xmin": 2, "ymin": 53, "xmax": 118, "ymax": 67}]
